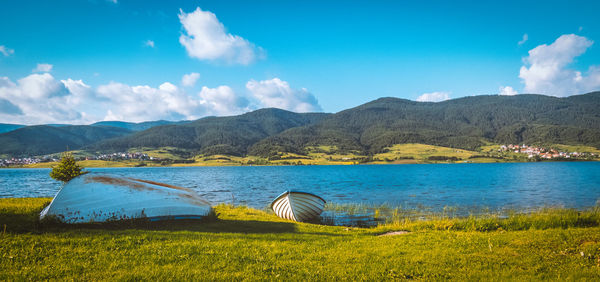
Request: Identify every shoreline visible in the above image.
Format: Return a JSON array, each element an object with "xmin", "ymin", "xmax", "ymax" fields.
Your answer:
[{"xmin": 2, "ymin": 158, "xmax": 598, "ymax": 169}]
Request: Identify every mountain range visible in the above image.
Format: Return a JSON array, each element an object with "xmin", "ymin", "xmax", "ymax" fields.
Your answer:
[{"xmin": 1, "ymin": 91, "xmax": 599, "ymax": 157}]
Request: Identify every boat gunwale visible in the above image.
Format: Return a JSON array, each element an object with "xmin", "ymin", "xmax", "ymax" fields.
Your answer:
[{"xmin": 269, "ymin": 191, "xmax": 326, "ymax": 209}]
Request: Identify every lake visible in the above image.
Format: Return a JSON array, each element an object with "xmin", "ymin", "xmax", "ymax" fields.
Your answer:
[{"xmin": 2, "ymin": 162, "xmax": 599, "ymax": 213}]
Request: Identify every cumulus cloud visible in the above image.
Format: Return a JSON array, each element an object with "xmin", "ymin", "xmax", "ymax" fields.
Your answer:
[
  {"xmin": 499, "ymin": 86, "xmax": 518, "ymax": 96},
  {"xmin": 97, "ymin": 82, "xmax": 202, "ymax": 122},
  {"xmin": 33, "ymin": 63, "xmax": 53, "ymax": 73},
  {"xmin": 199, "ymin": 85, "xmax": 249, "ymax": 116},
  {"xmin": 0, "ymin": 74, "xmax": 83, "ymax": 124},
  {"xmin": 246, "ymin": 78, "xmax": 322, "ymax": 112},
  {"xmin": 0, "ymin": 72, "xmax": 255, "ymax": 124},
  {"xmin": 144, "ymin": 40, "xmax": 155, "ymax": 48},
  {"xmin": 518, "ymin": 34, "xmax": 528, "ymax": 45},
  {"xmin": 97, "ymin": 81, "xmax": 250, "ymax": 122},
  {"xmin": 0, "ymin": 45, "xmax": 14, "ymax": 56},
  {"xmin": 61, "ymin": 78, "xmax": 94, "ymax": 106},
  {"xmin": 416, "ymin": 91, "xmax": 450, "ymax": 102},
  {"xmin": 17, "ymin": 73, "xmax": 69, "ymax": 99},
  {"xmin": 0, "ymin": 98, "xmax": 22, "ymax": 115},
  {"xmin": 181, "ymin": 72, "xmax": 200, "ymax": 87},
  {"xmin": 1, "ymin": 73, "xmax": 320, "ymax": 124},
  {"xmin": 519, "ymin": 34, "xmax": 600, "ymax": 96},
  {"xmin": 178, "ymin": 7, "xmax": 261, "ymax": 65}
]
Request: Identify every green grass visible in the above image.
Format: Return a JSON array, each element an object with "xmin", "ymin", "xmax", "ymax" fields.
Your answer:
[
  {"xmin": 374, "ymin": 143, "xmax": 479, "ymax": 163},
  {"xmin": 2, "ymin": 198, "xmax": 600, "ymax": 280}
]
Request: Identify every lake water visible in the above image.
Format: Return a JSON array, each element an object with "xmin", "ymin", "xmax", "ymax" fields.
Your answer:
[{"xmin": 2, "ymin": 162, "xmax": 599, "ymax": 214}]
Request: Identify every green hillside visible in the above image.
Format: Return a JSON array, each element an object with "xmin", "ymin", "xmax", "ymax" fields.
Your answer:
[
  {"xmin": 0, "ymin": 125, "xmax": 132, "ymax": 156},
  {"xmin": 89, "ymin": 108, "xmax": 331, "ymax": 156},
  {"xmin": 0, "ymin": 123, "xmax": 25, "ymax": 134},
  {"xmin": 250, "ymin": 92, "xmax": 600, "ymax": 156},
  {"xmin": 91, "ymin": 120, "xmax": 190, "ymax": 131}
]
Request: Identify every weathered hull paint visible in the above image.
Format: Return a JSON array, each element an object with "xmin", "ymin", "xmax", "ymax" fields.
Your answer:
[
  {"xmin": 40, "ymin": 173, "xmax": 212, "ymax": 223},
  {"xmin": 270, "ymin": 191, "xmax": 325, "ymax": 222}
]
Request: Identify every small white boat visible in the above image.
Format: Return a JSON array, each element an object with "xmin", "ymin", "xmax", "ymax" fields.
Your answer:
[
  {"xmin": 40, "ymin": 173, "xmax": 213, "ymax": 223},
  {"xmin": 270, "ymin": 191, "xmax": 325, "ymax": 222}
]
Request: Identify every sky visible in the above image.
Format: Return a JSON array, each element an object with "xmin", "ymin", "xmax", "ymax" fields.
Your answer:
[{"xmin": 1, "ymin": 0, "xmax": 600, "ymax": 125}]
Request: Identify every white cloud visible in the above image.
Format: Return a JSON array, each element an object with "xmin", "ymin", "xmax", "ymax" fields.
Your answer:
[
  {"xmin": 178, "ymin": 7, "xmax": 261, "ymax": 65},
  {"xmin": 519, "ymin": 34, "xmax": 600, "ymax": 96},
  {"xmin": 181, "ymin": 72, "xmax": 200, "ymax": 87},
  {"xmin": 0, "ymin": 45, "xmax": 14, "ymax": 56},
  {"xmin": 144, "ymin": 40, "xmax": 155, "ymax": 48},
  {"xmin": 0, "ymin": 74, "xmax": 84, "ymax": 124},
  {"xmin": 0, "ymin": 98, "xmax": 22, "ymax": 115},
  {"xmin": 96, "ymin": 81, "xmax": 250, "ymax": 122},
  {"xmin": 61, "ymin": 78, "xmax": 94, "ymax": 106},
  {"xmin": 97, "ymin": 82, "xmax": 200, "ymax": 122},
  {"xmin": 33, "ymin": 63, "xmax": 53, "ymax": 73},
  {"xmin": 17, "ymin": 73, "xmax": 69, "ymax": 99},
  {"xmin": 1, "ymin": 74, "xmax": 321, "ymax": 124},
  {"xmin": 246, "ymin": 78, "xmax": 322, "ymax": 112},
  {"xmin": 416, "ymin": 91, "xmax": 450, "ymax": 102},
  {"xmin": 107, "ymin": 0, "xmax": 117, "ymax": 4},
  {"xmin": 199, "ymin": 85, "xmax": 249, "ymax": 116},
  {"xmin": 518, "ymin": 34, "xmax": 528, "ymax": 45},
  {"xmin": 499, "ymin": 86, "xmax": 518, "ymax": 96}
]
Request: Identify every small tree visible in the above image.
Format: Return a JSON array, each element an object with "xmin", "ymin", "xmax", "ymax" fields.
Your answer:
[{"xmin": 50, "ymin": 152, "xmax": 86, "ymax": 183}]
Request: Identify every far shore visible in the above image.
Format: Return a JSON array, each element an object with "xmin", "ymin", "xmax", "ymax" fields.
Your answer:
[
  {"xmin": 4, "ymin": 143, "xmax": 599, "ymax": 169},
  {"xmin": 2, "ymin": 158, "xmax": 598, "ymax": 169}
]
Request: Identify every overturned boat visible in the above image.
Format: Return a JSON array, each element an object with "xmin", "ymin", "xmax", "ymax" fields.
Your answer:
[
  {"xmin": 270, "ymin": 191, "xmax": 325, "ymax": 222},
  {"xmin": 40, "ymin": 173, "xmax": 213, "ymax": 223}
]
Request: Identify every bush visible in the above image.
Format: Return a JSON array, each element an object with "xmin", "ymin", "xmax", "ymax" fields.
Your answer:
[
  {"xmin": 427, "ymin": 156, "xmax": 461, "ymax": 161},
  {"xmin": 49, "ymin": 152, "xmax": 86, "ymax": 183}
]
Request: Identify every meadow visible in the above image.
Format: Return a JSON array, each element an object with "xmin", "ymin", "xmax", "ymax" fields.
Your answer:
[{"xmin": 1, "ymin": 198, "xmax": 600, "ymax": 280}]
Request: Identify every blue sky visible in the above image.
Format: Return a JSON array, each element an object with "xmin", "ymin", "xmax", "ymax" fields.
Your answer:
[{"xmin": 1, "ymin": 0, "xmax": 599, "ymax": 124}]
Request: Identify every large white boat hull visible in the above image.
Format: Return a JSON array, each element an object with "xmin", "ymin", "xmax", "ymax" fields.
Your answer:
[
  {"xmin": 270, "ymin": 191, "xmax": 325, "ymax": 222},
  {"xmin": 40, "ymin": 173, "xmax": 213, "ymax": 223}
]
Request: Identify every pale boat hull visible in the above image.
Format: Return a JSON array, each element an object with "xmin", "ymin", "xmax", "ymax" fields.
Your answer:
[
  {"xmin": 40, "ymin": 173, "xmax": 212, "ymax": 223},
  {"xmin": 270, "ymin": 191, "xmax": 325, "ymax": 222}
]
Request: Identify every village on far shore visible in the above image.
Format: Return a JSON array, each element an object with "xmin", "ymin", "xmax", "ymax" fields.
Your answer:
[
  {"xmin": 0, "ymin": 152, "xmax": 157, "ymax": 167},
  {"xmin": 499, "ymin": 144, "xmax": 597, "ymax": 159}
]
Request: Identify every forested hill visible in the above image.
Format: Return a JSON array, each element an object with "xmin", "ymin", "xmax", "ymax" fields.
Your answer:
[
  {"xmin": 0, "ymin": 125, "xmax": 132, "ymax": 156},
  {"xmin": 91, "ymin": 120, "xmax": 190, "ymax": 131},
  {"xmin": 88, "ymin": 108, "xmax": 331, "ymax": 156},
  {"xmin": 249, "ymin": 92, "xmax": 600, "ymax": 156},
  {"xmin": 2, "ymin": 92, "xmax": 599, "ymax": 158},
  {"xmin": 0, "ymin": 123, "xmax": 25, "ymax": 134}
]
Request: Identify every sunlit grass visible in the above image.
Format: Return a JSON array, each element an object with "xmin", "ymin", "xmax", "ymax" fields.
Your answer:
[
  {"xmin": 2, "ymin": 198, "xmax": 600, "ymax": 280},
  {"xmin": 552, "ymin": 144, "xmax": 600, "ymax": 154},
  {"xmin": 373, "ymin": 143, "xmax": 479, "ymax": 163}
]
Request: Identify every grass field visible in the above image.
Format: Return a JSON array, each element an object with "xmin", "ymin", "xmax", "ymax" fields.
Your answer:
[
  {"xmin": 372, "ymin": 143, "xmax": 478, "ymax": 163},
  {"xmin": 1, "ymin": 198, "xmax": 600, "ymax": 280}
]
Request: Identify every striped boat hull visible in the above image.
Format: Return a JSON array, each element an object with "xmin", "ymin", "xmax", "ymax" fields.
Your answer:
[{"xmin": 270, "ymin": 191, "xmax": 325, "ymax": 222}]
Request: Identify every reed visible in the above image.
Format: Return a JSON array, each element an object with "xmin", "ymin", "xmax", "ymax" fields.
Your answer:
[{"xmin": 323, "ymin": 202, "xmax": 600, "ymax": 230}]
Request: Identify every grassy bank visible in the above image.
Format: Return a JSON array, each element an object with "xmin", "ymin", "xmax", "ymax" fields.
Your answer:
[{"xmin": 1, "ymin": 198, "xmax": 600, "ymax": 280}]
